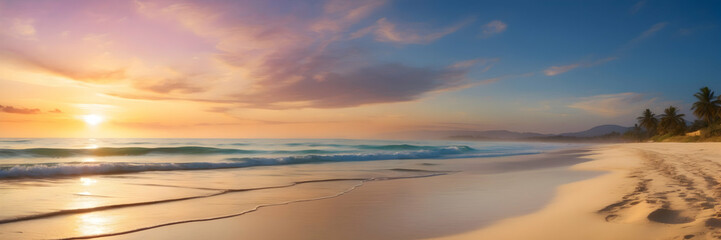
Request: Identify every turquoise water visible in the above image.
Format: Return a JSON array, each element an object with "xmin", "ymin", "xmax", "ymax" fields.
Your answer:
[{"xmin": 0, "ymin": 138, "xmax": 572, "ymax": 239}]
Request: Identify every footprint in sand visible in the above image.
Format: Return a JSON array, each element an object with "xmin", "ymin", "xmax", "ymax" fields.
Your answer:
[{"xmin": 647, "ymin": 208, "xmax": 695, "ymax": 224}]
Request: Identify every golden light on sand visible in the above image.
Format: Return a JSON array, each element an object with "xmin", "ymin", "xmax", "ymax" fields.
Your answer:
[{"xmin": 82, "ymin": 114, "xmax": 104, "ymax": 126}]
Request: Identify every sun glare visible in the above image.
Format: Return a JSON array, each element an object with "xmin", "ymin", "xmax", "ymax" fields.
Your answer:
[{"xmin": 82, "ymin": 114, "xmax": 104, "ymax": 126}]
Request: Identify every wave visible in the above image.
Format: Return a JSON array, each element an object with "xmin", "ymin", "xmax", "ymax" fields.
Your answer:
[
  {"xmin": 228, "ymin": 145, "xmax": 476, "ymax": 164},
  {"xmin": 0, "ymin": 144, "xmax": 475, "ymax": 158},
  {"xmin": 282, "ymin": 143, "xmax": 471, "ymax": 151},
  {"xmin": 0, "ymin": 146, "xmax": 475, "ymax": 179},
  {"xmin": 0, "ymin": 146, "xmax": 347, "ymax": 158},
  {"xmin": 0, "ymin": 146, "xmax": 253, "ymax": 158},
  {"xmin": 357, "ymin": 144, "xmax": 473, "ymax": 151},
  {"xmin": 0, "ymin": 139, "xmax": 31, "ymax": 143}
]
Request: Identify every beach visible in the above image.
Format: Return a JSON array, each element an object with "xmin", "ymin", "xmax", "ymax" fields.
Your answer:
[
  {"xmin": 0, "ymin": 139, "xmax": 575, "ymax": 239},
  {"xmin": 107, "ymin": 143, "xmax": 721, "ymax": 240},
  {"xmin": 102, "ymin": 149, "xmax": 597, "ymax": 240},
  {"xmin": 3, "ymin": 141, "xmax": 720, "ymax": 239},
  {"xmin": 441, "ymin": 142, "xmax": 721, "ymax": 240}
]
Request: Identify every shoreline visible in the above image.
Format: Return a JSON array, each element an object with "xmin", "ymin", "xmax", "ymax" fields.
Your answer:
[{"xmin": 104, "ymin": 146, "xmax": 598, "ymax": 239}]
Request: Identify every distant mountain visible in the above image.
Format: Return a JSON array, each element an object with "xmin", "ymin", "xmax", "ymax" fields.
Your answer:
[
  {"xmin": 559, "ymin": 125, "xmax": 632, "ymax": 138},
  {"xmin": 384, "ymin": 124, "xmax": 632, "ymax": 142},
  {"xmin": 383, "ymin": 130, "xmax": 552, "ymax": 140}
]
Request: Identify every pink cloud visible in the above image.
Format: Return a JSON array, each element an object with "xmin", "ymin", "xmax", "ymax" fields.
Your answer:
[
  {"xmin": 1, "ymin": 0, "xmax": 479, "ymax": 109},
  {"xmin": 544, "ymin": 64, "xmax": 580, "ymax": 76},
  {"xmin": 372, "ymin": 17, "xmax": 473, "ymax": 44}
]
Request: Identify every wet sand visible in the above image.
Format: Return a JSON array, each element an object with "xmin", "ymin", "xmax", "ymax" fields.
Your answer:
[{"xmin": 105, "ymin": 148, "xmax": 598, "ymax": 239}]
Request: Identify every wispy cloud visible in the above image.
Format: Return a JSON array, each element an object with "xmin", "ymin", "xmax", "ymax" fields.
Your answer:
[
  {"xmin": 678, "ymin": 24, "xmax": 716, "ymax": 36},
  {"xmin": 633, "ymin": 22, "xmax": 668, "ymax": 42},
  {"xmin": 613, "ymin": 21, "xmax": 668, "ymax": 55},
  {"xmin": 1, "ymin": 48, "xmax": 127, "ymax": 83},
  {"xmin": 7, "ymin": 18, "xmax": 37, "ymax": 39},
  {"xmin": 544, "ymin": 57, "xmax": 616, "ymax": 76},
  {"xmin": 480, "ymin": 20, "xmax": 507, "ymax": 38},
  {"xmin": 0, "ymin": 105, "xmax": 41, "ymax": 114},
  {"xmin": 312, "ymin": 0, "xmax": 386, "ymax": 33},
  {"xmin": 630, "ymin": 0, "xmax": 647, "ymax": 14},
  {"xmin": 568, "ymin": 92, "xmax": 654, "ymax": 117},
  {"xmin": 543, "ymin": 64, "xmax": 580, "ymax": 76},
  {"xmin": 371, "ymin": 17, "xmax": 474, "ymax": 44}
]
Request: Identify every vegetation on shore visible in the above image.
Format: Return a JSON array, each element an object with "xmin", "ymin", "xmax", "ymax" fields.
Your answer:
[{"xmin": 626, "ymin": 86, "xmax": 721, "ymax": 142}]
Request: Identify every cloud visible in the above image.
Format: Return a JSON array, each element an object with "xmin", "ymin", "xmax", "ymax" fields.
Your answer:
[
  {"xmin": 545, "ymin": 22, "xmax": 666, "ymax": 77},
  {"xmin": 371, "ymin": 17, "xmax": 473, "ymax": 44},
  {"xmin": 233, "ymin": 62, "xmax": 470, "ymax": 108},
  {"xmin": 678, "ymin": 24, "xmax": 716, "ymax": 36},
  {"xmin": 11, "ymin": 54, "xmax": 127, "ymax": 83},
  {"xmin": 630, "ymin": 0, "xmax": 647, "ymax": 14},
  {"xmin": 6, "ymin": 18, "xmax": 37, "ymax": 39},
  {"xmin": 544, "ymin": 64, "xmax": 580, "ymax": 76},
  {"xmin": 544, "ymin": 57, "xmax": 616, "ymax": 76},
  {"xmin": 133, "ymin": 78, "xmax": 206, "ymax": 94},
  {"xmin": 568, "ymin": 92, "xmax": 655, "ymax": 117},
  {"xmin": 635, "ymin": 22, "xmax": 668, "ymax": 42},
  {"xmin": 311, "ymin": 0, "xmax": 386, "ymax": 33},
  {"xmin": 1, "ymin": 32, "xmax": 127, "ymax": 84},
  {"xmin": 0, "ymin": 105, "xmax": 41, "ymax": 114},
  {"xmin": 480, "ymin": 20, "xmax": 507, "ymax": 38},
  {"xmin": 2, "ymin": 0, "xmax": 481, "ymax": 110}
]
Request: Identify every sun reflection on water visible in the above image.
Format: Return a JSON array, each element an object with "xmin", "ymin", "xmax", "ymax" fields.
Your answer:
[
  {"xmin": 80, "ymin": 177, "xmax": 97, "ymax": 186},
  {"xmin": 76, "ymin": 212, "xmax": 114, "ymax": 236}
]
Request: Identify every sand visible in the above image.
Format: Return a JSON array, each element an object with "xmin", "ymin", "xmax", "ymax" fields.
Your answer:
[
  {"xmin": 438, "ymin": 142, "xmax": 721, "ymax": 240},
  {"xmin": 104, "ymin": 143, "xmax": 721, "ymax": 240},
  {"xmin": 105, "ymin": 148, "xmax": 596, "ymax": 240}
]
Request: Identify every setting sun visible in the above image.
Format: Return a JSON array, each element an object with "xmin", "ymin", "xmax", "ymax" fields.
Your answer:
[{"xmin": 82, "ymin": 114, "xmax": 104, "ymax": 126}]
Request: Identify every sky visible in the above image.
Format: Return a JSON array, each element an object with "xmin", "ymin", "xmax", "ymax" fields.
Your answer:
[{"xmin": 0, "ymin": 0, "xmax": 720, "ymax": 138}]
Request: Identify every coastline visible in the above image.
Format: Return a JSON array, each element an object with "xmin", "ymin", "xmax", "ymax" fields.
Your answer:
[
  {"xmin": 105, "ymin": 142, "xmax": 721, "ymax": 240},
  {"xmin": 105, "ymin": 146, "xmax": 599, "ymax": 240}
]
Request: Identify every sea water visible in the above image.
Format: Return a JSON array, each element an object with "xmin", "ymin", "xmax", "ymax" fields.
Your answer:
[{"xmin": 0, "ymin": 138, "xmax": 568, "ymax": 239}]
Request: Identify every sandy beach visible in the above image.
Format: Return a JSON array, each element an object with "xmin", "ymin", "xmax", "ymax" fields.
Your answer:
[
  {"xmin": 99, "ymin": 143, "xmax": 721, "ymax": 240},
  {"xmin": 440, "ymin": 142, "xmax": 721, "ymax": 240}
]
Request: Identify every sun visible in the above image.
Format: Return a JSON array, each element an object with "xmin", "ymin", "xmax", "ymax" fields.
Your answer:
[{"xmin": 82, "ymin": 114, "xmax": 104, "ymax": 126}]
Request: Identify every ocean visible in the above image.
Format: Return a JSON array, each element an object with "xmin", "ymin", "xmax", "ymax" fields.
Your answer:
[{"xmin": 0, "ymin": 138, "xmax": 574, "ymax": 239}]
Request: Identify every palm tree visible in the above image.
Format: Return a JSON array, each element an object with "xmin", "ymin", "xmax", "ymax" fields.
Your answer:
[
  {"xmin": 659, "ymin": 106, "xmax": 686, "ymax": 135},
  {"xmin": 691, "ymin": 86, "xmax": 721, "ymax": 125},
  {"xmin": 637, "ymin": 109, "xmax": 658, "ymax": 136}
]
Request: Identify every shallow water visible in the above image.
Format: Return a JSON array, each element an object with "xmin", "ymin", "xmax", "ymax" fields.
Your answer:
[{"xmin": 0, "ymin": 138, "xmax": 574, "ymax": 239}]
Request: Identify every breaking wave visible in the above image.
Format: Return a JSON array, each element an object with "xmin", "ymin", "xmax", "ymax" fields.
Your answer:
[{"xmin": 0, "ymin": 146, "xmax": 476, "ymax": 179}]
